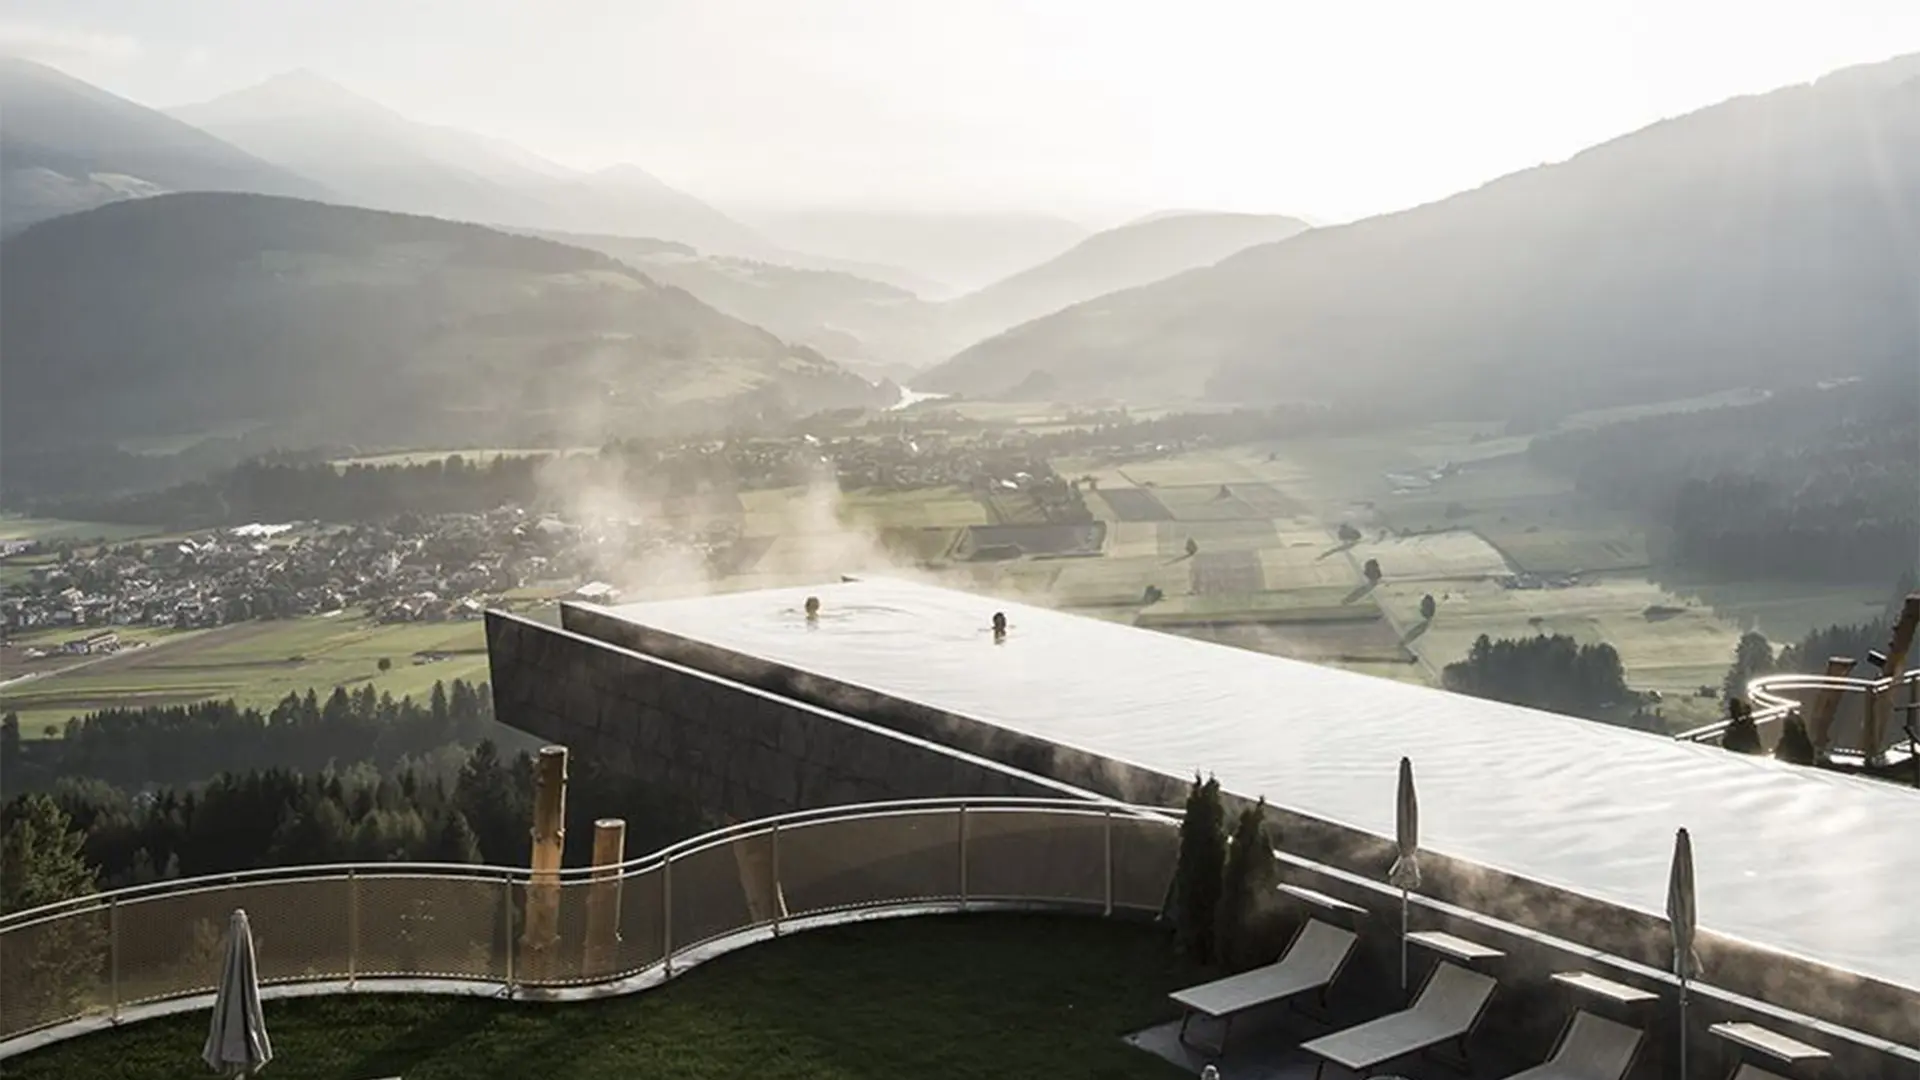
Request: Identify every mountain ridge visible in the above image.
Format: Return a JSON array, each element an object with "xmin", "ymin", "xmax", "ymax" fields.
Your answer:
[
  {"xmin": 0, "ymin": 55, "xmax": 328, "ymax": 233},
  {"xmin": 168, "ymin": 70, "xmax": 775, "ymax": 257},
  {"xmin": 942, "ymin": 211, "xmax": 1312, "ymax": 348},
  {"xmin": 0, "ymin": 192, "xmax": 887, "ymax": 457},
  {"xmin": 920, "ymin": 52, "xmax": 1920, "ymax": 414}
]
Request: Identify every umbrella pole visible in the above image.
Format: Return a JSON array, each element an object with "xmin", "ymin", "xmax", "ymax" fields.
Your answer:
[
  {"xmin": 1399, "ymin": 887, "xmax": 1409, "ymax": 998},
  {"xmin": 1677, "ymin": 976, "xmax": 1688, "ymax": 1080}
]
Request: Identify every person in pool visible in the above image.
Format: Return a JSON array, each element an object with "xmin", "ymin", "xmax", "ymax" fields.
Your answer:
[
  {"xmin": 991, "ymin": 611, "xmax": 1007, "ymax": 642},
  {"xmin": 804, "ymin": 596, "xmax": 820, "ymax": 623}
]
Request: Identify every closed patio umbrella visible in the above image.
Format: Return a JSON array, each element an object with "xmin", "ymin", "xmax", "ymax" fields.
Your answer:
[
  {"xmin": 1666, "ymin": 828, "xmax": 1701, "ymax": 1080},
  {"xmin": 1386, "ymin": 756, "xmax": 1421, "ymax": 996},
  {"xmin": 203, "ymin": 908, "xmax": 273, "ymax": 1077}
]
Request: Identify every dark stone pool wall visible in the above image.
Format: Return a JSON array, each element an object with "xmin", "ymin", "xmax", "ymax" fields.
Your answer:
[
  {"xmin": 486, "ymin": 611, "xmax": 1089, "ymax": 830},
  {"xmin": 546, "ymin": 602, "xmax": 1919, "ymax": 1057}
]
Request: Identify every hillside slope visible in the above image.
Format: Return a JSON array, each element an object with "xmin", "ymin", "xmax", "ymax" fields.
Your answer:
[
  {"xmin": 922, "ymin": 55, "xmax": 1920, "ymax": 414},
  {"xmin": 744, "ymin": 209, "xmax": 1091, "ymax": 296},
  {"xmin": 0, "ymin": 57, "xmax": 324, "ymax": 233},
  {"xmin": 0, "ymin": 194, "xmax": 885, "ymax": 453},
  {"xmin": 534, "ymin": 229, "xmax": 943, "ymax": 380},
  {"xmin": 943, "ymin": 211, "xmax": 1311, "ymax": 346},
  {"xmin": 170, "ymin": 71, "xmax": 770, "ymax": 256}
]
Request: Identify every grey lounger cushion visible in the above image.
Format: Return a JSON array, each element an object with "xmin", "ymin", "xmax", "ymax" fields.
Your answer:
[
  {"xmin": 1503, "ymin": 1010, "xmax": 1643, "ymax": 1080},
  {"xmin": 1170, "ymin": 919, "xmax": 1357, "ymax": 1018},
  {"xmin": 1301, "ymin": 960, "xmax": 1496, "ymax": 1070}
]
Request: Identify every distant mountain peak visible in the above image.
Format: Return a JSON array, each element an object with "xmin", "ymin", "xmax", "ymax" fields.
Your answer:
[
  {"xmin": 260, "ymin": 67, "xmax": 345, "ymax": 92},
  {"xmin": 588, "ymin": 163, "xmax": 674, "ymax": 191},
  {"xmin": 940, "ymin": 209, "xmax": 1311, "ymax": 344},
  {"xmin": 0, "ymin": 56, "xmax": 326, "ymax": 233},
  {"xmin": 1126, "ymin": 208, "xmax": 1211, "ymax": 226},
  {"xmin": 180, "ymin": 68, "xmax": 392, "ymax": 122}
]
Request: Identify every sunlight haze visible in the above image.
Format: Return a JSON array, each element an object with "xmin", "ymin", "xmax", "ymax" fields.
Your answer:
[{"xmin": 4, "ymin": 0, "xmax": 1917, "ymax": 222}]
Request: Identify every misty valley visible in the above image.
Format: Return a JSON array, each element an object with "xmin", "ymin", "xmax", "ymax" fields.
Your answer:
[{"xmin": 4, "ymin": 20, "xmax": 1920, "ymax": 1080}]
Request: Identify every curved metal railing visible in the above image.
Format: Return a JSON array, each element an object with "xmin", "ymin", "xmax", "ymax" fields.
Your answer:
[
  {"xmin": 0, "ymin": 797, "xmax": 1181, "ymax": 1047},
  {"xmin": 1675, "ymin": 665, "xmax": 1920, "ymax": 755},
  {"xmin": 7, "ymin": 794, "xmax": 1918, "ymax": 1073}
]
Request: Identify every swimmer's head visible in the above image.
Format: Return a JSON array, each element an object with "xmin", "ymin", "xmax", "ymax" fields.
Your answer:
[{"xmin": 804, "ymin": 596, "xmax": 820, "ymax": 619}]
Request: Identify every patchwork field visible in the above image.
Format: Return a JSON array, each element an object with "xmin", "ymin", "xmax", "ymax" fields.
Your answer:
[
  {"xmin": 0, "ymin": 624, "xmax": 193, "ymax": 683},
  {"xmin": 1094, "ymin": 488, "xmax": 1174, "ymax": 522},
  {"xmin": 1557, "ymin": 387, "xmax": 1771, "ymax": 429},
  {"xmin": 1175, "ymin": 620, "xmax": 1415, "ymax": 665},
  {"xmin": 1136, "ymin": 585, "xmax": 1384, "ymax": 626},
  {"xmin": 1044, "ymin": 555, "xmax": 1180, "ymax": 607},
  {"xmin": 0, "ymin": 614, "xmax": 491, "ymax": 737},
  {"xmin": 828, "ymin": 487, "xmax": 992, "ymax": 529},
  {"xmin": 1370, "ymin": 575, "xmax": 1741, "ymax": 701},
  {"xmin": 7, "ymin": 395, "xmax": 1866, "ymax": 737},
  {"xmin": 330, "ymin": 447, "xmax": 583, "ymax": 468},
  {"xmin": 1649, "ymin": 575, "xmax": 1893, "ymax": 641},
  {"xmin": 1252, "ymin": 534, "xmax": 1365, "ymax": 589},
  {"xmin": 1341, "ymin": 531, "xmax": 1513, "ymax": 581},
  {"xmin": 0, "ymin": 517, "xmax": 163, "ymax": 543}
]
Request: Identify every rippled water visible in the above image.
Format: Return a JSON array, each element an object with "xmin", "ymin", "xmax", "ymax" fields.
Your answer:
[{"xmin": 612, "ymin": 577, "xmax": 1920, "ymax": 991}]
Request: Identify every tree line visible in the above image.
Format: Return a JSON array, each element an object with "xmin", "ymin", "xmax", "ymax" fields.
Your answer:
[
  {"xmin": 25, "ymin": 436, "xmax": 833, "ymax": 528},
  {"xmin": 3, "ymin": 738, "xmax": 706, "ymax": 915},
  {"xmin": 1710, "ymin": 577, "xmax": 1920, "ymax": 782},
  {"xmin": 24, "ymin": 402, "xmax": 1364, "ymax": 529},
  {"xmin": 33, "ymin": 454, "xmax": 547, "ymax": 528},
  {"xmin": 2, "ymin": 678, "xmax": 510, "ymax": 795},
  {"xmin": 1530, "ymin": 377, "xmax": 1918, "ymax": 584},
  {"xmin": 1720, "ymin": 573, "xmax": 1916, "ymax": 701},
  {"xmin": 1441, "ymin": 633, "xmax": 1633, "ymax": 720}
]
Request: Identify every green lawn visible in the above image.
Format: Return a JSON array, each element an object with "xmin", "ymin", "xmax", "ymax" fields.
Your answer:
[{"xmin": 5, "ymin": 915, "xmax": 1191, "ymax": 1080}]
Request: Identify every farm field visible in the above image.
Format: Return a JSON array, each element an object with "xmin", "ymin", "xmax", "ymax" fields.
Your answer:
[
  {"xmin": 1370, "ymin": 574, "xmax": 1740, "ymax": 701},
  {"xmin": 330, "ymin": 447, "xmax": 586, "ymax": 468},
  {"xmin": 0, "ymin": 613, "xmax": 490, "ymax": 737},
  {"xmin": 1557, "ymin": 386, "xmax": 1771, "ymax": 429},
  {"xmin": 1026, "ymin": 419, "xmax": 1877, "ymax": 720},
  {"xmin": 113, "ymin": 421, "xmax": 267, "ymax": 456},
  {"xmin": 0, "ymin": 624, "xmax": 195, "ymax": 683},
  {"xmin": 686, "ymin": 429, "xmax": 1872, "ymax": 718},
  {"xmin": 1339, "ymin": 531, "xmax": 1513, "ymax": 581},
  {"xmin": 1649, "ymin": 575, "xmax": 1893, "ymax": 640},
  {"xmin": 6, "ymin": 394, "xmax": 1870, "ymax": 739},
  {"xmin": 0, "ymin": 517, "xmax": 163, "ymax": 543}
]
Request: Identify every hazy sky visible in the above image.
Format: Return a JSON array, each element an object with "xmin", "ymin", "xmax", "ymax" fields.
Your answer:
[{"xmin": 6, "ymin": 0, "xmax": 1920, "ymax": 223}]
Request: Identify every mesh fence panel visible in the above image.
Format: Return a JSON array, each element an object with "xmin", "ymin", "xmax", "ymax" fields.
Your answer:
[
  {"xmin": 964, "ymin": 810, "xmax": 1106, "ymax": 906},
  {"xmin": 513, "ymin": 876, "xmax": 593, "ymax": 987},
  {"xmin": 356, "ymin": 874, "xmax": 507, "ymax": 982},
  {"xmin": 778, "ymin": 810, "xmax": 962, "ymax": 917},
  {"xmin": 0, "ymin": 904, "xmax": 109, "ymax": 1036},
  {"xmin": 1110, "ymin": 816, "xmax": 1179, "ymax": 913},
  {"xmin": 667, "ymin": 841, "xmax": 760, "ymax": 954},
  {"xmin": 243, "ymin": 878, "xmax": 353, "ymax": 985},
  {"xmin": 115, "ymin": 881, "xmax": 325, "ymax": 1006},
  {"xmin": 614, "ymin": 864, "xmax": 666, "ymax": 977}
]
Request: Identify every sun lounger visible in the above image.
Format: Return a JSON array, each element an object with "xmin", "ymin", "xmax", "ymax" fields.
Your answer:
[
  {"xmin": 1501, "ymin": 1009, "xmax": 1643, "ymax": 1080},
  {"xmin": 1301, "ymin": 959, "xmax": 1497, "ymax": 1078},
  {"xmin": 1170, "ymin": 918, "xmax": 1358, "ymax": 1053}
]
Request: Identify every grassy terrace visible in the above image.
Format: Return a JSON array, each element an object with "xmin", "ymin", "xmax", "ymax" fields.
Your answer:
[{"xmin": 6, "ymin": 915, "xmax": 1193, "ymax": 1080}]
